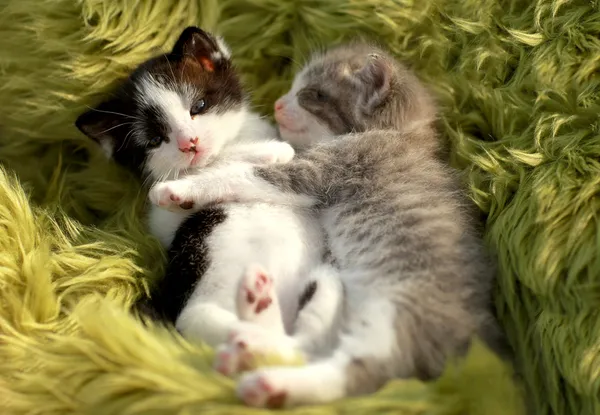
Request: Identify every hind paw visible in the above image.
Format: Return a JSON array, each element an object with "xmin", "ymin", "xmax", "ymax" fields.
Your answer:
[
  {"xmin": 237, "ymin": 372, "xmax": 288, "ymax": 408},
  {"xmin": 236, "ymin": 265, "xmax": 284, "ymax": 331},
  {"xmin": 214, "ymin": 344, "xmax": 255, "ymax": 377},
  {"xmin": 214, "ymin": 324, "xmax": 301, "ymax": 377}
]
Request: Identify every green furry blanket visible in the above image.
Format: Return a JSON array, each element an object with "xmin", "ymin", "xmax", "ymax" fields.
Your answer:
[{"xmin": 0, "ymin": 0, "xmax": 598, "ymax": 413}]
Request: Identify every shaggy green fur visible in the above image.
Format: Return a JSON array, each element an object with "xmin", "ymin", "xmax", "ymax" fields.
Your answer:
[{"xmin": 0, "ymin": 0, "xmax": 597, "ymax": 413}]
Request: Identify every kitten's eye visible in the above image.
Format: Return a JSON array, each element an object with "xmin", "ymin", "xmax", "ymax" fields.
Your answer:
[
  {"xmin": 190, "ymin": 99, "xmax": 207, "ymax": 116},
  {"xmin": 315, "ymin": 90, "xmax": 328, "ymax": 102},
  {"xmin": 148, "ymin": 136, "xmax": 163, "ymax": 148}
]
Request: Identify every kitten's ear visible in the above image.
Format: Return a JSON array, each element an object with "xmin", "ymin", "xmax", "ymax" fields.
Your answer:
[
  {"xmin": 75, "ymin": 99, "xmax": 124, "ymax": 158},
  {"xmin": 171, "ymin": 26, "xmax": 230, "ymax": 72},
  {"xmin": 356, "ymin": 54, "xmax": 393, "ymax": 113}
]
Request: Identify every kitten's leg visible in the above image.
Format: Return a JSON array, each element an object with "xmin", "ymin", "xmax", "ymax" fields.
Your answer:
[
  {"xmin": 215, "ymin": 264, "xmax": 288, "ymax": 376},
  {"xmin": 148, "ymin": 138, "xmax": 350, "ymax": 210},
  {"xmin": 215, "ymin": 264, "xmax": 343, "ymax": 377},
  {"xmin": 222, "ymin": 141, "xmax": 296, "ymax": 165},
  {"xmin": 148, "ymin": 140, "xmax": 302, "ymax": 211},
  {"xmin": 236, "ymin": 294, "xmax": 397, "ymax": 408},
  {"xmin": 177, "ymin": 300, "xmax": 290, "ymax": 377},
  {"xmin": 175, "ymin": 302, "xmax": 256, "ymax": 348},
  {"xmin": 148, "ymin": 162, "xmax": 317, "ymax": 211},
  {"xmin": 291, "ymin": 264, "xmax": 344, "ymax": 356}
]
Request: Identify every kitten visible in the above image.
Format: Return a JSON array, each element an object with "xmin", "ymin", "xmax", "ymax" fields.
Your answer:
[
  {"xmin": 150, "ymin": 42, "xmax": 509, "ymax": 408},
  {"xmin": 75, "ymin": 26, "xmax": 325, "ymax": 348}
]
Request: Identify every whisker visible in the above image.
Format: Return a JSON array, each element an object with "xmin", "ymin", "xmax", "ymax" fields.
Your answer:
[
  {"xmin": 96, "ymin": 122, "xmax": 134, "ymax": 136},
  {"xmin": 273, "ymin": 53, "xmax": 304, "ymax": 71},
  {"xmin": 84, "ymin": 105, "xmax": 142, "ymax": 122},
  {"xmin": 118, "ymin": 129, "xmax": 136, "ymax": 152},
  {"xmin": 164, "ymin": 54, "xmax": 177, "ymax": 81}
]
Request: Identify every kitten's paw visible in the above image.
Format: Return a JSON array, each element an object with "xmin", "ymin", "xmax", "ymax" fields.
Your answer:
[
  {"xmin": 248, "ymin": 142, "xmax": 295, "ymax": 165},
  {"xmin": 149, "ymin": 181, "xmax": 194, "ymax": 212},
  {"xmin": 214, "ymin": 344, "xmax": 254, "ymax": 377},
  {"xmin": 237, "ymin": 265, "xmax": 275, "ymax": 320},
  {"xmin": 213, "ymin": 324, "xmax": 301, "ymax": 377},
  {"xmin": 238, "ymin": 366, "xmax": 329, "ymax": 408},
  {"xmin": 237, "ymin": 372, "xmax": 288, "ymax": 408},
  {"xmin": 214, "ymin": 344, "xmax": 237, "ymax": 376},
  {"xmin": 213, "ymin": 324, "xmax": 267, "ymax": 377},
  {"xmin": 228, "ymin": 325, "xmax": 300, "ymax": 363},
  {"xmin": 267, "ymin": 142, "xmax": 295, "ymax": 164}
]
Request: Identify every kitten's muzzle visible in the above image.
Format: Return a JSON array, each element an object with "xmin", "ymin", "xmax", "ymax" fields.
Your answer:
[{"xmin": 178, "ymin": 137, "xmax": 199, "ymax": 153}]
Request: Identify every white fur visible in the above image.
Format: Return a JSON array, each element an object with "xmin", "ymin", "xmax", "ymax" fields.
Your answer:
[
  {"xmin": 175, "ymin": 202, "xmax": 323, "ymax": 346},
  {"xmin": 212, "ymin": 262, "xmax": 344, "ymax": 377},
  {"xmin": 215, "ymin": 36, "xmax": 231, "ymax": 59},
  {"xmin": 236, "ymin": 296, "xmax": 395, "ymax": 407},
  {"xmin": 146, "ymin": 113, "xmax": 298, "ymax": 248}
]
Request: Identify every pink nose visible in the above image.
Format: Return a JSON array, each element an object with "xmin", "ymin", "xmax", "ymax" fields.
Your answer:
[
  {"xmin": 178, "ymin": 137, "xmax": 199, "ymax": 152},
  {"xmin": 274, "ymin": 99, "xmax": 284, "ymax": 112}
]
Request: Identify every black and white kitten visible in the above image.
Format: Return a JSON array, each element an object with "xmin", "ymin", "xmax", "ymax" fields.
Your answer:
[
  {"xmin": 150, "ymin": 43, "xmax": 509, "ymax": 408},
  {"xmin": 75, "ymin": 27, "xmax": 325, "ymax": 347}
]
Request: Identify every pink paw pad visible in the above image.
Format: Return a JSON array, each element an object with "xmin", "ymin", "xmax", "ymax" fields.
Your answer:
[
  {"xmin": 240, "ymin": 376, "xmax": 287, "ymax": 408},
  {"xmin": 255, "ymin": 297, "xmax": 272, "ymax": 314},
  {"xmin": 214, "ymin": 350, "xmax": 232, "ymax": 376},
  {"xmin": 215, "ymin": 346, "xmax": 245, "ymax": 377},
  {"xmin": 243, "ymin": 271, "xmax": 273, "ymax": 315},
  {"xmin": 214, "ymin": 341, "xmax": 257, "ymax": 377}
]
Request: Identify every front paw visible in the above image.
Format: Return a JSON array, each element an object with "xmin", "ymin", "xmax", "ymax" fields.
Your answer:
[
  {"xmin": 149, "ymin": 181, "xmax": 195, "ymax": 212},
  {"xmin": 268, "ymin": 142, "xmax": 295, "ymax": 164},
  {"xmin": 251, "ymin": 142, "xmax": 295, "ymax": 165}
]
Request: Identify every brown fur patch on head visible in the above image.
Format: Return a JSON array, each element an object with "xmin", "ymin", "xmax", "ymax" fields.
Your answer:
[{"xmin": 138, "ymin": 41, "xmax": 243, "ymax": 114}]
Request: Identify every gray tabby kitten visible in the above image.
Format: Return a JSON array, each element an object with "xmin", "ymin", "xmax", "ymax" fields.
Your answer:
[{"xmin": 149, "ymin": 42, "xmax": 508, "ymax": 408}]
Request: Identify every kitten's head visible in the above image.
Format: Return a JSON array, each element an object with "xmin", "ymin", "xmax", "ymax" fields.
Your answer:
[
  {"xmin": 274, "ymin": 43, "xmax": 437, "ymax": 149},
  {"xmin": 76, "ymin": 27, "xmax": 246, "ymax": 181}
]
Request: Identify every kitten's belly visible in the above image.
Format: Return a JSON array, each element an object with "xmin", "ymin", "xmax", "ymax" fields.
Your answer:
[
  {"xmin": 147, "ymin": 206, "xmax": 192, "ymax": 248},
  {"xmin": 180, "ymin": 203, "xmax": 323, "ymax": 332}
]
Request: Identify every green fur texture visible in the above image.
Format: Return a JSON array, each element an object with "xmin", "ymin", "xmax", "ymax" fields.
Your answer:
[{"xmin": 0, "ymin": 0, "xmax": 597, "ymax": 413}]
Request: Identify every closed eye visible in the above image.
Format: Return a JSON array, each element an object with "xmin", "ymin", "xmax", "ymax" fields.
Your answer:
[
  {"xmin": 315, "ymin": 90, "xmax": 328, "ymax": 102},
  {"xmin": 298, "ymin": 88, "xmax": 329, "ymax": 103}
]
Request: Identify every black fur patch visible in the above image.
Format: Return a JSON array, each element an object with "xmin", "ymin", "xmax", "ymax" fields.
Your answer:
[
  {"xmin": 140, "ymin": 105, "xmax": 170, "ymax": 144},
  {"xmin": 298, "ymin": 280, "xmax": 318, "ymax": 311},
  {"xmin": 143, "ymin": 207, "xmax": 227, "ymax": 323}
]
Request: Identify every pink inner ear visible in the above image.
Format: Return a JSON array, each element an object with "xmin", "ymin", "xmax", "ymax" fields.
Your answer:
[{"xmin": 200, "ymin": 57, "xmax": 214, "ymax": 72}]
